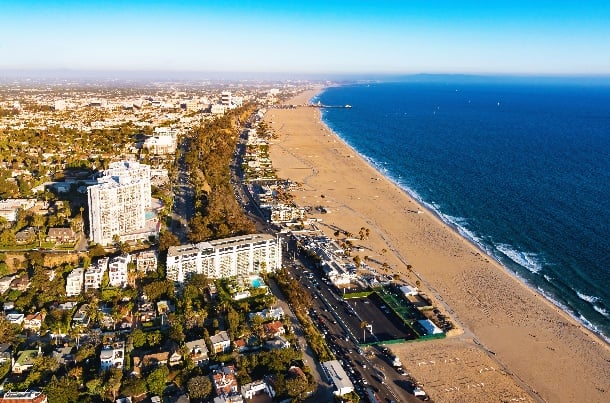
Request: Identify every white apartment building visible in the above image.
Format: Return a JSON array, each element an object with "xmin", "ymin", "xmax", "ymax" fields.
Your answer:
[
  {"xmin": 87, "ymin": 161, "xmax": 151, "ymax": 245},
  {"xmin": 84, "ymin": 257, "xmax": 109, "ymax": 292},
  {"xmin": 166, "ymin": 234, "xmax": 281, "ymax": 284},
  {"xmin": 65, "ymin": 267, "xmax": 84, "ymax": 297},
  {"xmin": 108, "ymin": 255, "xmax": 130, "ymax": 288},
  {"xmin": 142, "ymin": 135, "xmax": 176, "ymax": 155},
  {"xmin": 136, "ymin": 251, "xmax": 158, "ymax": 273}
]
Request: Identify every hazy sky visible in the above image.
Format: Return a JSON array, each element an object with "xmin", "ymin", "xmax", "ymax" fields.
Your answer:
[{"xmin": 1, "ymin": 1, "xmax": 609, "ymax": 75}]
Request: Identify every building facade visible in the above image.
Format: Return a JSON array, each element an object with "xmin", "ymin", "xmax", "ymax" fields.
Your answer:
[
  {"xmin": 166, "ymin": 234, "xmax": 281, "ymax": 283},
  {"xmin": 87, "ymin": 161, "xmax": 151, "ymax": 246},
  {"xmin": 65, "ymin": 268, "xmax": 84, "ymax": 297}
]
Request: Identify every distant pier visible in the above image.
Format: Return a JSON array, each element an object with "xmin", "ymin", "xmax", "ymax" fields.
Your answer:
[{"xmin": 307, "ymin": 102, "xmax": 352, "ymax": 109}]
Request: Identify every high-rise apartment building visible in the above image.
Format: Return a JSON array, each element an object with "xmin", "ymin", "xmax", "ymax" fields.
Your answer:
[
  {"xmin": 166, "ymin": 234, "xmax": 281, "ymax": 283},
  {"xmin": 87, "ymin": 161, "xmax": 151, "ymax": 245}
]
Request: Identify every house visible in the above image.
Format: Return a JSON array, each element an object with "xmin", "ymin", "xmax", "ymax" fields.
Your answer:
[
  {"xmin": 52, "ymin": 345, "xmax": 75, "ymax": 366},
  {"xmin": 10, "ymin": 276, "xmax": 29, "ymax": 292},
  {"xmin": 212, "ymin": 365, "xmax": 239, "ymax": 395},
  {"xmin": 15, "ymin": 227, "xmax": 36, "ymax": 244},
  {"xmin": 241, "ymin": 380, "xmax": 275, "ymax": 401},
  {"xmin": 210, "ymin": 331, "xmax": 231, "ymax": 354},
  {"xmin": 264, "ymin": 336, "xmax": 290, "ymax": 350},
  {"xmin": 23, "ymin": 312, "xmax": 44, "ymax": 331},
  {"xmin": 6, "ymin": 313, "xmax": 24, "ymax": 325},
  {"xmin": 263, "ymin": 321, "xmax": 285, "ymax": 339},
  {"xmin": 0, "ymin": 390, "xmax": 48, "ymax": 403},
  {"xmin": 233, "ymin": 338, "xmax": 248, "ymax": 353},
  {"xmin": 0, "ymin": 275, "xmax": 16, "ymax": 294},
  {"xmin": 46, "ymin": 227, "xmax": 77, "ymax": 244},
  {"xmin": 100, "ymin": 341, "xmax": 125, "ymax": 371},
  {"xmin": 71, "ymin": 304, "xmax": 90, "ymax": 328},
  {"xmin": 0, "ymin": 343, "xmax": 12, "ymax": 364},
  {"xmin": 12, "ymin": 349, "xmax": 40, "ymax": 374},
  {"xmin": 185, "ymin": 339, "xmax": 209, "ymax": 366}
]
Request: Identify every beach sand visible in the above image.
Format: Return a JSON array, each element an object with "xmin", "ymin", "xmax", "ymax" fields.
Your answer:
[{"xmin": 266, "ymin": 88, "xmax": 610, "ymax": 402}]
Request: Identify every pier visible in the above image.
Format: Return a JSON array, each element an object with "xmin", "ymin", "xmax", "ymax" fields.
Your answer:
[{"xmin": 307, "ymin": 102, "xmax": 352, "ymax": 109}]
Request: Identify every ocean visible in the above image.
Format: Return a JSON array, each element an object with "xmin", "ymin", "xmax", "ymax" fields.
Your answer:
[{"xmin": 314, "ymin": 78, "xmax": 610, "ymax": 342}]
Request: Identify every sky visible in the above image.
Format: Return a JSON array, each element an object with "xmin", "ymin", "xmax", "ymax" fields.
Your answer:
[{"xmin": 1, "ymin": 0, "xmax": 610, "ymax": 77}]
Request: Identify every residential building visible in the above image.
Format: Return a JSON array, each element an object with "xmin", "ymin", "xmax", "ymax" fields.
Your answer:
[
  {"xmin": 321, "ymin": 360, "xmax": 354, "ymax": 396},
  {"xmin": 136, "ymin": 251, "xmax": 157, "ymax": 273},
  {"xmin": 100, "ymin": 341, "xmax": 125, "ymax": 371},
  {"xmin": 87, "ymin": 161, "xmax": 151, "ymax": 245},
  {"xmin": 84, "ymin": 257, "xmax": 108, "ymax": 292},
  {"xmin": 108, "ymin": 255, "xmax": 130, "ymax": 288},
  {"xmin": 0, "ymin": 275, "xmax": 16, "ymax": 294},
  {"xmin": 46, "ymin": 227, "xmax": 78, "ymax": 244},
  {"xmin": 23, "ymin": 312, "xmax": 43, "ymax": 332},
  {"xmin": 212, "ymin": 365, "xmax": 238, "ymax": 396},
  {"xmin": 166, "ymin": 234, "xmax": 281, "ymax": 284},
  {"xmin": 0, "ymin": 199, "xmax": 36, "ymax": 222},
  {"xmin": 263, "ymin": 320, "xmax": 285, "ymax": 339},
  {"xmin": 143, "ymin": 135, "xmax": 176, "ymax": 155},
  {"xmin": 0, "ymin": 343, "xmax": 12, "ymax": 364},
  {"xmin": 185, "ymin": 339, "xmax": 209, "ymax": 367},
  {"xmin": 15, "ymin": 227, "xmax": 36, "ymax": 244},
  {"xmin": 5, "ymin": 313, "xmax": 24, "ymax": 325},
  {"xmin": 65, "ymin": 267, "xmax": 84, "ymax": 297},
  {"xmin": 209, "ymin": 331, "xmax": 231, "ymax": 354},
  {"xmin": 0, "ymin": 390, "xmax": 48, "ymax": 403},
  {"xmin": 241, "ymin": 380, "xmax": 275, "ymax": 401},
  {"xmin": 12, "ymin": 349, "xmax": 40, "ymax": 374}
]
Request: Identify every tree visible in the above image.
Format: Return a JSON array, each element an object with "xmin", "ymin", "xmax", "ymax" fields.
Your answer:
[
  {"xmin": 158, "ymin": 231, "xmax": 180, "ymax": 252},
  {"xmin": 285, "ymin": 376, "xmax": 310, "ymax": 400},
  {"xmin": 131, "ymin": 328, "xmax": 147, "ymax": 348},
  {"xmin": 106, "ymin": 367, "xmax": 123, "ymax": 401},
  {"xmin": 44, "ymin": 376, "xmax": 80, "ymax": 403},
  {"xmin": 0, "ymin": 316, "xmax": 21, "ymax": 346},
  {"xmin": 146, "ymin": 366, "xmax": 169, "ymax": 396},
  {"xmin": 121, "ymin": 376, "xmax": 146, "ymax": 397},
  {"xmin": 187, "ymin": 375, "xmax": 213, "ymax": 401}
]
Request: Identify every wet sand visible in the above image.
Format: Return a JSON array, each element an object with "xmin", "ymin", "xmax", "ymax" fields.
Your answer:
[{"xmin": 266, "ymin": 88, "xmax": 610, "ymax": 402}]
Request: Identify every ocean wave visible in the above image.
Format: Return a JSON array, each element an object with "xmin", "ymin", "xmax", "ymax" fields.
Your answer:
[
  {"xmin": 576, "ymin": 291, "xmax": 600, "ymax": 304},
  {"xmin": 593, "ymin": 305, "xmax": 609, "ymax": 318},
  {"xmin": 496, "ymin": 243, "xmax": 544, "ymax": 274}
]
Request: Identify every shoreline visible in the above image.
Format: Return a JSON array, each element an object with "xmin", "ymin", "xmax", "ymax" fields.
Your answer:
[
  {"xmin": 266, "ymin": 86, "xmax": 610, "ymax": 402},
  {"xmin": 317, "ymin": 98, "xmax": 610, "ymax": 347}
]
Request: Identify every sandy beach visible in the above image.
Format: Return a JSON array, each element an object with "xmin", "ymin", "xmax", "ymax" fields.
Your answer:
[{"xmin": 266, "ymin": 88, "xmax": 610, "ymax": 402}]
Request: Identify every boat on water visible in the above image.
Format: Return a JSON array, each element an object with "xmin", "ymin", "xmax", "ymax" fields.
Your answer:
[{"xmin": 345, "ymin": 104, "xmax": 352, "ymax": 108}]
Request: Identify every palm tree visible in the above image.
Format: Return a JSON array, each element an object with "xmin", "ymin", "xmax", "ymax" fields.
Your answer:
[{"xmin": 360, "ymin": 321, "xmax": 369, "ymax": 343}]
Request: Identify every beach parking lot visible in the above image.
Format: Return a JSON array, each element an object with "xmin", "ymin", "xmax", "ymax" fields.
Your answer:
[{"xmin": 344, "ymin": 294, "xmax": 418, "ymax": 344}]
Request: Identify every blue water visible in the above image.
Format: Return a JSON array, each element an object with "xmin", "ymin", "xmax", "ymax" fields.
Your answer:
[{"xmin": 315, "ymin": 79, "xmax": 610, "ymax": 341}]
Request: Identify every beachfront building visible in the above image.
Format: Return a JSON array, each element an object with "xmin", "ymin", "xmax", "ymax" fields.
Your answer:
[
  {"xmin": 87, "ymin": 161, "xmax": 151, "ymax": 246},
  {"xmin": 65, "ymin": 267, "xmax": 84, "ymax": 297},
  {"xmin": 321, "ymin": 360, "xmax": 354, "ymax": 396},
  {"xmin": 166, "ymin": 234, "xmax": 281, "ymax": 284}
]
